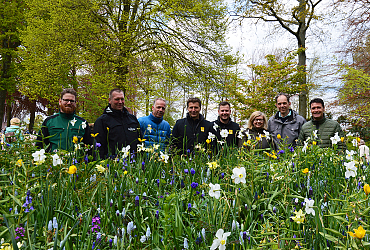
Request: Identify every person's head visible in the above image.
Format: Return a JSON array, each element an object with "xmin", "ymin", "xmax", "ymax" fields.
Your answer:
[
  {"xmin": 10, "ymin": 117, "xmax": 20, "ymax": 126},
  {"xmin": 360, "ymin": 139, "xmax": 366, "ymax": 146},
  {"xmin": 187, "ymin": 97, "xmax": 201, "ymax": 120},
  {"xmin": 218, "ymin": 101, "xmax": 231, "ymax": 124},
  {"xmin": 152, "ymin": 98, "xmax": 167, "ymax": 118},
  {"xmin": 275, "ymin": 93, "xmax": 291, "ymax": 117},
  {"xmin": 309, "ymin": 98, "xmax": 325, "ymax": 121},
  {"xmin": 109, "ymin": 89, "xmax": 125, "ymax": 111},
  {"xmin": 247, "ymin": 111, "xmax": 268, "ymax": 130},
  {"xmin": 59, "ymin": 88, "xmax": 77, "ymax": 114}
]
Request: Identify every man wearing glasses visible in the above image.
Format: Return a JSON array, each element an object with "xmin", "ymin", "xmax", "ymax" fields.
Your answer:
[
  {"xmin": 268, "ymin": 93, "xmax": 306, "ymax": 148},
  {"xmin": 36, "ymin": 88, "xmax": 92, "ymax": 152}
]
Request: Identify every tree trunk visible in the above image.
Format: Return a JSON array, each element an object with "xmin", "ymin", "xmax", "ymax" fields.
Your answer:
[
  {"xmin": 0, "ymin": 90, "xmax": 6, "ymax": 130},
  {"xmin": 29, "ymin": 100, "xmax": 36, "ymax": 133},
  {"xmin": 297, "ymin": 0, "xmax": 308, "ymax": 120},
  {"xmin": 6, "ymin": 102, "xmax": 11, "ymax": 127}
]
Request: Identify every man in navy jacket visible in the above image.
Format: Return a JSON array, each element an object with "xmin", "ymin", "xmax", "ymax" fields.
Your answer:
[{"xmin": 138, "ymin": 98, "xmax": 171, "ymax": 151}]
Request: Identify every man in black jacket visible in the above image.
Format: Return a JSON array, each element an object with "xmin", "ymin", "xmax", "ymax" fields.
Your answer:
[
  {"xmin": 172, "ymin": 97, "xmax": 215, "ymax": 154},
  {"xmin": 94, "ymin": 89, "xmax": 141, "ymax": 159},
  {"xmin": 213, "ymin": 101, "xmax": 240, "ymax": 147}
]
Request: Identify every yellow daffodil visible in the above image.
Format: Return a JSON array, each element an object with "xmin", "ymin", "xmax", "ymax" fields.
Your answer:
[
  {"xmin": 349, "ymin": 226, "xmax": 366, "ymax": 239},
  {"xmin": 364, "ymin": 184, "xmax": 370, "ymax": 195},
  {"xmin": 80, "ymin": 137, "xmax": 83, "ymax": 142},
  {"xmin": 91, "ymin": 133, "xmax": 99, "ymax": 138},
  {"xmin": 68, "ymin": 165, "xmax": 77, "ymax": 174},
  {"xmin": 73, "ymin": 136, "xmax": 78, "ymax": 144},
  {"xmin": 206, "ymin": 161, "xmax": 219, "ymax": 170},
  {"xmin": 16, "ymin": 159, "xmax": 23, "ymax": 167},
  {"xmin": 138, "ymin": 138, "xmax": 146, "ymax": 142},
  {"xmin": 206, "ymin": 139, "xmax": 211, "ymax": 144},
  {"xmin": 107, "ymin": 127, "xmax": 110, "ymax": 131},
  {"xmin": 302, "ymin": 168, "xmax": 309, "ymax": 174},
  {"xmin": 312, "ymin": 141, "xmax": 317, "ymax": 145},
  {"xmin": 95, "ymin": 165, "xmax": 106, "ymax": 173},
  {"xmin": 290, "ymin": 209, "xmax": 305, "ymax": 224},
  {"xmin": 256, "ymin": 137, "xmax": 261, "ymax": 141},
  {"xmin": 277, "ymin": 134, "xmax": 281, "ymax": 139},
  {"xmin": 340, "ymin": 137, "xmax": 344, "ymax": 142},
  {"xmin": 124, "ymin": 170, "xmax": 128, "ymax": 175},
  {"xmin": 357, "ymin": 137, "xmax": 361, "ymax": 143}
]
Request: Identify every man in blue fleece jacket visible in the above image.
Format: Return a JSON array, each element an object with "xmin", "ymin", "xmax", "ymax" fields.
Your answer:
[{"xmin": 138, "ymin": 98, "xmax": 171, "ymax": 151}]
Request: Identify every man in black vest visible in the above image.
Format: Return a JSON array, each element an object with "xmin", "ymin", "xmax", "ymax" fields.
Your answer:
[{"xmin": 213, "ymin": 101, "xmax": 240, "ymax": 147}]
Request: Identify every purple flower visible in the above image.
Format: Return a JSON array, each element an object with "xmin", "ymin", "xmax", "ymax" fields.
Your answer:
[
  {"xmin": 289, "ymin": 147, "xmax": 294, "ymax": 152},
  {"xmin": 155, "ymin": 210, "xmax": 159, "ymax": 219},
  {"xmin": 184, "ymin": 169, "xmax": 189, "ymax": 174},
  {"xmin": 96, "ymin": 142, "xmax": 101, "ymax": 148},
  {"xmin": 142, "ymin": 161, "xmax": 145, "ymax": 171},
  {"xmin": 191, "ymin": 182, "xmax": 198, "ymax": 189},
  {"xmin": 187, "ymin": 203, "xmax": 191, "ymax": 212},
  {"xmin": 157, "ymin": 179, "xmax": 160, "ymax": 187},
  {"xmin": 190, "ymin": 168, "xmax": 195, "ymax": 175},
  {"xmin": 277, "ymin": 150, "xmax": 285, "ymax": 155},
  {"xmin": 309, "ymin": 186, "xmax": 313, "ymax": 197},
  {"xmin": 135, "ymin": 196, "xmax": 139, "ymax": 206},
  {"xmin": 220, "ymin": 173, "xmax": 224, "ymax": 179}
]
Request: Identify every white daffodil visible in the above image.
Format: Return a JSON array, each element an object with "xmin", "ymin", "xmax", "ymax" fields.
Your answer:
[
  {"xmin": 312, "ymin": 130, "xmax": 318, "ymax": 139},
  {"xmin": 213, "ymin": 123, "xmax": 219, "ymax": 131},
  {"xmin": 304, "ymin": 198, "xmax": 315, "ymax": 216},
  {"xmin": 121, "ymin": 145, "xmax": 131, "ymax": 158},
  {"xmin": 81, "ymin": 121, "xmax": 87, "ymax": 129},
  {"xmin": 32, "ymin": 149, "xmax": 46, "ymax": 164},
  {"xmin": 220, "ymin": 129, "xmax": 229, "ymax": 139},
  {"xmin": 159, "ymin": 151, "xmax": 169, "ymax": 163},
  {"xmin": 70, "ymin": 118, "xmax": 77, "ymax": 126},
  {"xmin": 263, "ymin": 130, "xmax": 271, "ymax": 140},
  {"xmin": 137, "ymin": 143, "xmax": 146, "ymax": 152},
  {"xmin": 217, "ymin": 140, "xmax": 225, "ymax": 145},
  {"xmin": 302, "ymin": 141, "xmax": 308, "ymax": 153},
  {"xmin": 237, "ymin": 131, "xmax": 244, "ymax": 140},
  {"xmin": 352, "ymin": 138, "xmax": 358, "ymax": 147},
  {"xmin": 52, "ymin": 154, "xmax": 62, "ymax": 166},
  {"xmin": 330, "ymin": 132, "xmax": 341, "ymax": 145},
  {"xmin": 153, "ymin": 144, "xmax": 160, "ymax": 150},
  {"xmin": 209, "ymin": 183, "xmax": 221, "ymax": 199},
  {"xmin": 147, "ymin": 124, "xmax": 152, "ymax": 133},
  {"xmin": 344, "ymin": 161, "xmax": 357, "ymax": 178},
  {"xmin": 210, "ymin": 229, "xmax": 231, "ymax": 250},
  {"xmin": 231, "ymin": 167, "xmax": 246, "ymax": 184},
  {"xmin": 346, "ymin": 150, "xmax": 356, "ymax": 161},
  {"xmin": 208, "ymin": 132, "xmax": 216, "ymax": 141},
  {"xmin": 347, "ymin": 132, "xmax": 353, "ymax": 137}
]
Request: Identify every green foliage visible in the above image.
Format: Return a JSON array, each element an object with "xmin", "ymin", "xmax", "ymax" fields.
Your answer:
[
  {"xmin": 228, "ymin": 50, "xmax": 308, "ymax": 120},
  {"xmin": 19, "ymin": 0, "xmax": 238, "ymax": 122},
  {"xmin": 337, "ymin": 65, "xmax": 370, "ymax": 126}
]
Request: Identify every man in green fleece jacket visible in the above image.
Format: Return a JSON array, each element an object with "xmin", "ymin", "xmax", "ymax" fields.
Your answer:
[
  {"xmin": 298, "ymin": 98, "xmax": 345, "ymax": 149},
  {"xmin": 36, "ymin": 88, "xmax": 92, "ymax": 152}
]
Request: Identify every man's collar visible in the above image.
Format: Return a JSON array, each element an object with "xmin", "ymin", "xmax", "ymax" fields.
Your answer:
[{"xmin": 279, "ymin": 110, "xmax": 291, "ymax": 118}]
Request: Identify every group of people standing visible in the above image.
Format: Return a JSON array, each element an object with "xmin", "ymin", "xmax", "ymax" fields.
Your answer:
[{"xmin": 34, "ymin": 88, "xmax": 349, "ymax": 158}]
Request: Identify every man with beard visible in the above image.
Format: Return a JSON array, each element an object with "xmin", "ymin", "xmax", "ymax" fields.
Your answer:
[
  {"xmin": 172, "ymin": 97, "xmax": 215, "ymax": 154},
  {"xmin": 213, "ymin": 101, "xmax": 240, "ymax": 146},
  {"xmin": 94, "ymin": 89, "xmax": 141, "ymax": 159},
  {"xmin": 138, "ymin": 98, "xmax": 171, "ymax": 151},
  {"xmin": 36, "ymin": 88, "xmax": 92, "ymax": 152}
]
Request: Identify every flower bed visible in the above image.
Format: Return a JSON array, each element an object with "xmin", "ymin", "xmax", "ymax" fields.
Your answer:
[{"xmin": 0, "ymin": 135, "xmax": 369, "ymax": 249}]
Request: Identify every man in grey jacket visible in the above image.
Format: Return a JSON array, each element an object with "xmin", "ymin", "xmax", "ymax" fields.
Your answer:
[{"xmin": 268, "ymin": 93, "xmax": 306, "ymax": 147}]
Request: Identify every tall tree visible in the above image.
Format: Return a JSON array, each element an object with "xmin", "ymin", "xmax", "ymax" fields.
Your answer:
[
  {"xmin": 0, "ymin": 0, "xmax": 25, "ymax": 127},
  {"xmin": 228, "ymin": 50, "xmax": 307, "ymax": 120},
  {"xmin": 20, "ymin": 0, "xmax": 236, "ymax": 121},
  {"xmin": 233, "ymin": 0, "xmax": 322, "ymax": 119}
]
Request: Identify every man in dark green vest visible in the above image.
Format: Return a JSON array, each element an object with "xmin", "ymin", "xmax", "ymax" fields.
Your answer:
[
  {"xmin": 36, "ymin": 88, "xmax": 92, "ymax": 152},
  {"xmin": 298, "ymin": 98, "xmax": 345, "ymax": 149}
]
